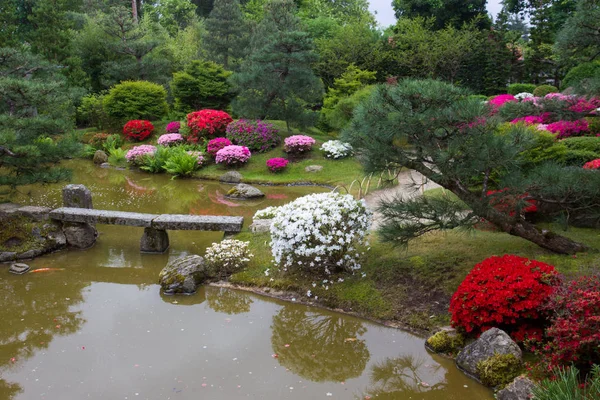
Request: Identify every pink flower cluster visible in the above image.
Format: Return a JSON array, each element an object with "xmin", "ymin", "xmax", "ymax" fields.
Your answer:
[
  {"xmin": 207, "ymin": 137, "xmax": 232, "ymax": 158},
  {"xmin": 215, "ymin": 145, "xmax": 251, "ymax": 166},
  {"xmin": 545, "ymin": 93, "xmax": 571, "ymax": 101},
  {"xmin": 511, "ymin": 115, "xmax": 544, "ymax": 125},
  {"xmin": 583, "ymin": 159, "xmax": 600, "ymax": 170},
  {"xmin": 186, "ymin": 151, "xmax": 205, "ymax": 166},
  {"xmin": 126, "ymin": 145, "xmax": 156, "ymax": 163},
  {"xmin": 545, "ymin": 120, "xmax": 589, "ymax": 139},
  {"xmin": 283, "ymin": 135, "xmax": 316, "ymax": 154},
  {"xmin": 165, "ymin": 121, "xmax": 181, "ymax": 133},
  {"xmin": 569, "ymin": 97, "xmax": 600, "ymax": 113},
  {"xmin": 157, "ymin": 133, "xmax": 184, "ymax": 146},
  {"xmin": 266, "ymin": 158, "xmax": 289, "ymax": 173},
  {"xmin": 489, "ymin": 94, "xmax": 517, "ymax": 108}
]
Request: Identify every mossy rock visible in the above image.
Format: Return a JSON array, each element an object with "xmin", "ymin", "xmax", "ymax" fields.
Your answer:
[
  {"xmin": 159, "ymin": 255, "xmax": 211, "ymax": 294},
  {"xmin": 476, "ymin": 353, "xmax": 523, "ymax": 388},
  {"xmin": 426, "ymin": 329, "xmax": 465, "ymax": 355}
]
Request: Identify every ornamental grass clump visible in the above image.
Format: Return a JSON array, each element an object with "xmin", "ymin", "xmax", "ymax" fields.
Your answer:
[
  {"xmin": 266, "ymin": 157, "xmax": 289, "ymax": 172},
  {"xmin": 126, "ymin": 144, "xmax": 156, "ymax": 164},
  {"xmin": 205, "ymin": 239, "xmax": 253, "ymax": 278},
  {"xmin": 320, "ymin": 140, "xmax": 353, "ymax": 159},
  {"xmin": 226, "ymin": 119, "xmax": 281, "ymax": 152},
  {"xmin": 186, "ymin": 109, "xmax": 232, "ymax": 143},
  {"xmin": 165, "ymin": 121, "xmax": 181, "ymax": 133},
  {"xmin": 157, "ymin": 133, "xmax": 184, "ymax": 146},
  {"xmin": 207, "ymin": 137, "xmax": 232, "ymax": 158},
  {"xmin": 283, "ymin": 135, "xmax": 316, "ymax": 154},
  {"xmin": 123, "ymin": 120, "xmax": 154, "ymax": 141},
  {"xmin": 270, "ymin": 192, "xmax": 372, "ymax": 273},
  {"xmin": 215, "ymin": 145, "xmax": 251, "ymax": 166}
]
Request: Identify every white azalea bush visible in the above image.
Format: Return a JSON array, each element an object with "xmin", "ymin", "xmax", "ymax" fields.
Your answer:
[
  {"xmin": 205, "ymin": 239, "xmax": 254, "ymax": 278},
  {"xmin": 253, "ymin": 206, "xmax": 280, "ymax": 220},
  {"xmin": 320, "ymin": 140, "xmax": 353, "ymax": 159},
  {"xmin": 515, "ymin": 92, "xmax": 534, "ymax": 100},
  {"xmin": 270, "ymin": 192, "xmax": 372, "ymax": 274}
]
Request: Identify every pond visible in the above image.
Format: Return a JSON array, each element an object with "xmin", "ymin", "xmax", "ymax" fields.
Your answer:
[{"xmin": 1, "ymin": 160, "xmax": 493, "ymax": 399}]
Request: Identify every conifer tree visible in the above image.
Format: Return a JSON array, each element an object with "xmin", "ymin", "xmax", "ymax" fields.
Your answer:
[
  {"xmin": 204, "ymin": 0, "xmax": 248, "ymax": 69},
  {"xmin": 231, "ymin": 0, "xmax": 323, "ymax": 130}
]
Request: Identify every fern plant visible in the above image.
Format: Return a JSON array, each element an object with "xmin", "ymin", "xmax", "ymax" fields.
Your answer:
[
  {"xmin": 107, "ymin": 148, "xmax": 127, "ymax": 167},
  {"xmin": 163, "ymin": 147, "xmax": 198, "ymax": 178},
  {"xmin": 140, "ymin": 146, "xmax": 172, "ymax": 173}
]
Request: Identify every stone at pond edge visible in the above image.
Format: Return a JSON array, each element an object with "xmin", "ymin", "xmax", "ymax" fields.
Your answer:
[
  {"xmin": 140, "ymin": 228, "xmax": 169, "ymax": 253},
  {"xmin": 220, "ymin": 171, "xmax": 243, "ymax": 184},
  {"xmin": 425, "ymin": 327, "xmax": 465, "ymax": 355},
  {"xmin": 250, "ymin": 219, "xmax": 272, "ymax": 234},
  {"xmin": 63, "ymin": 222, "xmax": 98, "ymax": 249},
  {"xmin": 455, "ymin": 328, "xmax": 522, "ymax": 382},
  {"xmin": 226, "ymin": 183, "xmax": 265, "ymax": 199},
  {"xmin": 159, "ymin": 255, "xmax": 210, "ymax": 294},
  {"xmin": 9, "ymin": 263, "xmax": 30, "ymax": 274},
  {"xmin": 496, "ymin": 376, "xmax": 536, "ymax": 400},
  {"xmin": 62, "ymin": 184, "xmax": 93, "ymax": 209},
  {"xmin": 305, "ymin": 165, "xmax": 323, "ymax": 173},
  {"xmin": 93, "ymin": 150, "xmax": 108, "ymax": 164}
]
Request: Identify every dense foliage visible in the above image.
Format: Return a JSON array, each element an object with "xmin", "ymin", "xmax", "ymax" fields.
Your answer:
[
  {"xmin": 103, "ymin": 81, "xmax": 168, "ymax": 123},
  {"xmin": 225, "ymin": 120, "xmax": 280, "ymax": 152}
]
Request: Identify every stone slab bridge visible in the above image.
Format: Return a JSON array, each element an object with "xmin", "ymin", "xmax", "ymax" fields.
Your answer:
[{"xmin": 49, "ymin": 184, "xmax": 243, "ymax": 253}]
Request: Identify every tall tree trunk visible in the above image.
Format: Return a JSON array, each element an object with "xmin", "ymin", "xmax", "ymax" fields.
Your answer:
[{"xmin": 131, "ymin": 0, "xmax": 138, "ymax": 24}]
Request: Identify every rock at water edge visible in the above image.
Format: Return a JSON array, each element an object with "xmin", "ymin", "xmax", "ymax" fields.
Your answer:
[
  {"xmin": 63, "ymin": 222, "xmax": 98, "ymax": 249},
  {"xmin": 140, "ymin": 228, "xmax": 169, "ymax": 253},
  {"xmin": 220, "ymin": 171, "xmax": 243, "ymax": 184},
  {"xmin": 93, "ymin": 150, "xmax": 108, "ymax": 164},
  {"xmin": 159, "ymin": 255, "xmax": 209, "ymax": 294},
  {"xmin": 226, "ymin": 183, "xmax": 265, "ymax": 199},
  {"xmin": 496, "ymin": 376, "xmax": 536, "ymax": 400},
  {"xmin": 9, "ymin": 263, "xmax": 30, "ymax": 274}
]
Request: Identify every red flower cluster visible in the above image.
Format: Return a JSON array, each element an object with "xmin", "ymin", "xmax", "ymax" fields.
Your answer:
[
  {"xmin": 583, "ymin": 159, "xmax": 600, "ymax": 170},
  {"xmin": 123, "ymin": 120, "xmax": 154, "ymax": 141},
  {"xmin": 206, "ymin": 137, "xmax": 232, "ymax": 158},
  {"xmin": 186, "ymin": 110, "xmax": 232, "ymax": 142},
  {"xmin": 449, "ymin": 255, "xmax": 559, "ymax": 336},
  {"xmin": 487, "ymin": 189, "xmax": 538, "ymax": 216}
]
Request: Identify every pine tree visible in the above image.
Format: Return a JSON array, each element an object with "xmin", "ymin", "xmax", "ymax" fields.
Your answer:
[
  {"xmin": 0, "ymin": 48, "xmax": 80, "ymax": 192},
  {"xmin": 204, "ymin": 0, "xmax": 248, "ymax": 69},
  {"xmin": 231, "ymin": 0, "xmax": 324, "ymax": 130}
]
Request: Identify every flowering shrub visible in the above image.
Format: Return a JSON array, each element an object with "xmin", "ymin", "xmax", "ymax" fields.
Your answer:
[
  {"xmin": 266, "ymin": 157, "xmax": 289, "ymax": 172},
  {"xmin": 489, "ymin": 94, "xmax": 517, "ymax": 108},
  {"xmin": 449, "ymin": 255, "xmax": 559, "ymax": 336},
  {"xmin": 225, "ymin": 119, "xmax": 281, "ymax": 152},
  {"xmin": 254, "ymin": 206, "xmax": 280, "ymax": 220},
  {"xmin": 207, "ymin": 137, "xmax": 232, "ymax": 158},
  {"xmin": 123, "ymin": 120, "xmax": 154, "ymax": 141},
  {"xmin": 545, "ymin": 93, "xmax": 571, "ymax": 101},
  {"xmin": 126, "ymin": 144, "xmax": 156, "ymax": 164},
  {"xmin": 511, "ymin": 115, "xmax": 544, "ymax": 125},
  {"xmin": 89, "ymin": 133, "xmax": 110, "ymax": 148},
  {"xmin": 569, "ymin": 97, "xmax": 600, "ymax": 113},
  {"xmin": 205, "ymin": 239, "xmax": 253, "ymax": 277},
  {"xmin": 320, "ymin": 140, "xmax": 353, "ymax": 159},
  {"xmin": 583, "ymin": 159, "xmax": 600, "ymax": 169},
  {"xmin": 283, "ymin": 135, "xmax": 316, "ymax": 154},
  {"xmin": 487, "ymin": 189, "xmax": 538, "ymax": 215},
  {"xmin": 157, "ymin": 133, "xmax": 184, "ymax": 146},
  {"xmin": 186, "ymin": 109, "xmax": 233, "ymax": 142},
  {"xmin": 165, "ymin": 121, "xmax": 181, "ymax": 133},
  {"xmin": 546, "ymin": 120, "xmax": 589, "ymax": 139},
  {"xmin": 515, "ymin": 92, "xmax": 534, "ymax": 100},
  {"xmin": 186, "ymin": 151, "xmax": 205, "ymax": 166},
  {"xmin": 215, "ymin": 145, "xmax": 251, "ymax": 166},
  {"xmin": 270, "ymin": 192, "xmax": 372, "ymax": 273}
]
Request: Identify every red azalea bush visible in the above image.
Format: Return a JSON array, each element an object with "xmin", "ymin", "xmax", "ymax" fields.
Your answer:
[
  {"xmin": 487, "ymin": 189, "xmax": 538, "ymax": 216},
  {"xmin": 207, "ymin": 137, "xmax": 232, "ymax": 158},
  {"xmin": 449, "ymin": 255, "xmax": 559, "ymax": 337},
  {"xmin": 546, "ymin": 119, "xmax": 590, "ymax": 139},
  {"xmin": 123, "ymin": 120, "xmax": 154, "ymax": 141},
  {"xmin": 266, "ymin": 157, "xmax": 289, "ymax": 172},
  {"xmin": 583, "ymin": 159, "xmax": 600, "ymax": 169},
  {"xmin": 186, "ymin": 110, "xmax": 233, "ymax": 143}
]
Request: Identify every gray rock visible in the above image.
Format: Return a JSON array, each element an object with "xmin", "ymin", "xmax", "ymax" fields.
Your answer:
[
  {"xmin": 93, "ymin": 150, "xmax": 108, "ymax": 164},
  {"xmin": 496, "ymin": 376, "xmax": 536, "ymax": 400},
  {"xmin": 17, "ymin": 249, "xmax": 43, "ymax": 259},
  {"xmin": 47, "ymin": 228, "xmax": 67, "ymax": 248},
  {"xmin": 140, "ymin": 228, "xmax": 169, "ymax": 253},
  {"xmin": 0, "ymin": 203, "xmax": 20, "ymax": 216},
  {"xmin": 62, "ymin": 184, "xmax": 93, "ymax": 209},
  {"xmin": 51, "ymin": 207, "xmax": 156, "ymax": 227},
  {"xmin": 0, "ymin": 252, "xmax": 17, "ymax": 262},
  {"xmin": 456, "ymin": 328, "xmax": 522, "ymax": 379},
  {"xmin": 305, "ymin": 165, "xmax": 323, "ymax": 173},
  {"xmin": 9, "ymin": 263, "xmax": 30, "ymax": 274},
  {"xmin": 152, "ymin": 214, "xmax": 243, "ymax": 232},
  {"xmin": 100, "ymin": 162, "xmax": 111, "ymax": 168},
  {"xmin": 158, "ymin": 255, "xmax": 209, "ymax": 294},
  {"xmin": 63, "ymin": 222, "xmax": 97, "ymax": 249},
  {"xmin": 250, "ymin": 219, "xmax": 272, "ymax": 234},
  {"xmin": 31, "ymin": 226, "xmax": 42, "ymax": 239},
  {"xmin": 17, "ymin": 206, "xmax": 51, "ymax": 221},
  {"xmin": 220, "ymin": 171, "xmax": 243, "ymax": 184},
  {"xmin": 226, "ymin": 183, "xmax": 265, "ymax": 199}
]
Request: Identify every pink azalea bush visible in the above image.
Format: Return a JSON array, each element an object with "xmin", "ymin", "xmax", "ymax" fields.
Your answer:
[
  {"xmin": 545, "ymin": 120, "xmax": 589, "ymax": 139},
  {"xmin": 165, "ymin": 121, "xmax": 181, "ymax": 133},
  {"xmin": 489, "ymin": 94, "xmax": 517, "ymax": 108},
  {"xmin": 583, "ymin": 159, "xmax": 600, "ymax": 170},
  {"xmin": 225, "ymin": 119, "xmax": 281, "ymax": 152},
  {"xmin": 207, "ymin": 137, "xmax": 232, "ymax": 158},
  {"xmin": 569, "ymin": 97, "xmax": 600, "ymax": 113},
  {"xmin": 215, "ymin": 145, "xmax": 251, "ymax": 166},
  {"xmin": 266, "ymin": 158, "xmax": 289, "ymax": 173},
  {"xmin": 511, "ymin": 115, "xmax": 545, "ymax": 125},
  {"xmin": 157, "ymin": 133, "xmax": 184, "ymax": 146},
  {"xmin": 126, "ymin": 145, "xmax": 156, "ymax": 164},
  {"xmin": 283, "ymin": 135, "xmax": 316, "ymax": 154},
  {"xmin": 186, "ymin": 151, "xmax": 205, "ymax": 166}
]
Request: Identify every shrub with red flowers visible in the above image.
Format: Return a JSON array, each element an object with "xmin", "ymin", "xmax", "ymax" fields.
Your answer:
[
  {"xmin": 490, "ymin": 94, "xmax": 517, "ymax": 108},
  {"xmin": 449, "ymin": 255, "xmax": 559, "ymax": 337},
  {"xmin": 123, "ymin": 120, "xmax": 154, "ymax": 141},
  {"xmin": 487, "ymin": 189, "xmax": 538, "ymax": 216},
  {"xmin": 207, "ymin": 137, "xmax": 232, "ymax": 158},
  {"xmin": 266, "ymin": 158, "xmax": 289, "ymax": 173},
  {"xmin": 583, "ymin": 159, "xmax": 600, "ymax": 169},
  {"xmin": 186, "ymin": 109, "xmax": 232, "ymax": 142},
  {"xmin": 166, "ymin": 121, "xmax": 181, "ymax": 133},
  {"xmin": 546, "ymin": 120, "xmax": 590, "ymax": 139}
]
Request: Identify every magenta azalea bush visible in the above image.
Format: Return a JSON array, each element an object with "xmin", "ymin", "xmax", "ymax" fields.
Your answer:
[
  {"xmin": 546, "ymin": 120, "xmax": 589, "ymax": 139},
  {"xmin": 283, "ymin": 135, "xmax": 316, "ymax": 154},
  {"xmin": 165, "ymin": 121, "xmax": 181, "ymax": 133},
  {"xmin": 215, "ymin": 145, "xmax": 251, "ymax": 166},
  {"xmin": 490, "ymin": 94, "xmax": 517, "ymax": 108},
  {"xmin": 207, "ymin": 137, "xmax": 232, "ymax": 158},
  {"xmin": 126, "ymin": 145, "xmax": 156, "ymax": 163},
  {"xmin": 157, "ymin": 133, "xmax": 184, "ymax": 146},
  {"xmin": 225, "ymin": 119, "xmax": 281, "ymax": 152},
  {"xmin": 266, "ymin": 158, "xmax": 289, "ymax": 172}
]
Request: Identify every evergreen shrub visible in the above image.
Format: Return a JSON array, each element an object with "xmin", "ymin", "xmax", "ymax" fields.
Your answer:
[{"xmin": 103, "ymin": 81, "xmax": 168, "ymax": 123}]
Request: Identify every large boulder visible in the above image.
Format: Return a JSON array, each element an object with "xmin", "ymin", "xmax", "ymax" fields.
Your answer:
[
  {"xmin": 93, "ymin": 150, "xmax": 108, "ymax": 164},
  {"xmin": 456, "ymin": 328, "xmax": 522, "ymax": 380},
  {"xmin": 496, "ymin": 376, "xmax": 536, "ymax": 400},
  {"xmin": 226, "ymin": 183, "xmax": 265, "ymax": 199},
  {"xmin": 220, "ymin": 171, "xmax": 243, "ymax": 184},
  {"xmin": 159, "ymin": 255, "xmax": 210, "ymax": 294},
  {"xmin": 63, "ymin": 222, "xmax": 97, "ymax": 249}
]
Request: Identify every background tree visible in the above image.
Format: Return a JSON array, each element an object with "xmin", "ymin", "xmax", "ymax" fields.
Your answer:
[
  {"xmin": 204, "ymin": 0, "xmax": 248, "ymax": 69},
  {"xmin": 392, "ymin": 0, "xmax": 490, "ymax": 30},
  {"xmin": 231, "ymin": 0, "xmax": 324, "ymax": 130},
  {"xmin": 145, "ymin": 0, "xmax": 198, "ymax": 36},
  {"xmin": 555, "ymin": 0, "xmax": 600, "ymax": 64}
]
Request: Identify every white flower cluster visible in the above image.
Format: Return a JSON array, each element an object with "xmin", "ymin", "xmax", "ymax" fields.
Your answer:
[
  {"xmin": 253, "ymin": 206, "xmax": 280, "ymax": 220},
  {"xmin": 320, "ymin": 140, "xmax": 353, "ymax": 159},
  {"xmin": 205, "ymin": 239, "xmax": 253, "ymax": 277},
  {"xmin": 515, "ymin": 92, "xmax": 534, "ymax": 100},
  {"xmin": 270, "ymin": 192, "xmax": 372, "ymax": 273}
]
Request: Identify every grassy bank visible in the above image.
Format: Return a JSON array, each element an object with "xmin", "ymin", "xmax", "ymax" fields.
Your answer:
[{"xmin": 230, "ymin": 224, "xmax": 600, "ymax": 333}]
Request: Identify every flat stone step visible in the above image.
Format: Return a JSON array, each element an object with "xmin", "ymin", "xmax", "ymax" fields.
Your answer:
[
  {"xmin": 152, "ymin": 214, "xmax": 243, "ymax": 232},
  {"xmin": 50, "ymin": 208, "xmax": 157, "ymax": 227}
]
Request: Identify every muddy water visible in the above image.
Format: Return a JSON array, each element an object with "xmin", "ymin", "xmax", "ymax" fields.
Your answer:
[{"xmin": 1, "ymin": 160, "xmax": 493, "ymax": 399}]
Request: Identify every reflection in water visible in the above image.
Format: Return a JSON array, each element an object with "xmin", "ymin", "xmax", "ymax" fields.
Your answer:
[
  {"xmin": 271, "ymin": 306, "xmax": 370, "ymax": 382},
  {"xmin": 206, "ymin": 286, "xmax": 253, "ymax": 314},
  {"xmin": 159, "ymin": 288, "xmax": 206, "ymax": 305}
]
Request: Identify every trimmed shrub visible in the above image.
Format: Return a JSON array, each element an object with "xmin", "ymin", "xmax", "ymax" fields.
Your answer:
[
  {"xmin": 562, "ymin": 61, "xmax": 600, "ymax": 90},
  {"xmin": 320, "ymin": 140, "xmax": 353, "ymax": 159},
  {"xmin": 508, "ymin": 83, "xmax": 537, "ymax": 95},
  {"xmin": 533, "ymin": 85, "xmax": 559, "ymax": 97},
  {"xmin": 166, "ymin": 121, "xmax": 181, "ymax": 133},
  {"xmin": 123, "ymin": 120, "xmax": 154, "ymax": 141},
  {"xmin": 283, "ymin": 135, "xmax": 316, "ymax": 154},
  {"xmin": 225, "ymin": 120, "xmax": 281, "ymax": 152},
  {"xmin": 489, "ymin": 94, "xmax": 517, "ymax": 108},
  {"xmin": 103, "ymin": 80, "xmax": 168, "ymax": 123},
  {"xmin": 157, "ymin": 133, "xmax": 184, "ymax": 146},
  {"xmin": 266, "ymin": 157, "xmax": 289, "ymax": 172},
  {"xmin": 449, "ymin": 255, "xmax": 559, "ymax": 337},
  {"xmin": 186, "ymin": 109, "xmax": 233, "ymax": 143},
  {"xmin": 77, "ymin": 93, "xmax": 111, "ymax": 129},
  {"xmin": 205, "ymin": 239, "xmax": 253, "ymax": 278},
  {"xmin": 207, "ymin": 137, "xmax": 232, "ymax": 158},
  {"xmin": 215, "ymin": 145, "xmax": 251, "ymax": 166},
  {"xmin": 562, "ymin": 136, "xmax": 600, "ymax": 154}
]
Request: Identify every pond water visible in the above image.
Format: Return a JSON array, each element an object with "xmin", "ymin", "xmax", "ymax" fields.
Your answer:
[{"xmin": 1, "ymin": 160, "xmax": 493, "ymax": 399}]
